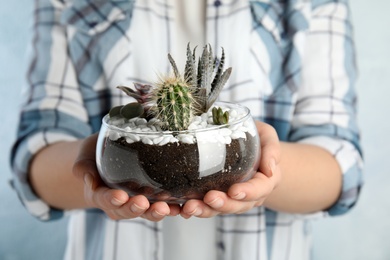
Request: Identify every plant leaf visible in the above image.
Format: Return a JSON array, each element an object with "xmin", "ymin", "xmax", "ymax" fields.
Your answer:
[
  {"xmin": 184, "ymin": 43, "xmax": 197, "ymax": 89},
  {"xmin": 212, "ymin": 107, "xmax": 219, "ymax": 124},
  {"xmin": 109, "ymin": 105, "xmax": 123, "ymax": 118},
  {"xmin": 206, "ymin": 67, "xmax": 232, "ymax": 110},
  {"xmin": 199, "ymin": 45, "xmax": 213, "ymax": 96},
  {"xmin": 221, "ymin": 111, "xmax": 229, "ymax": 124},
  {"xmin": 133, "ymin": 83, "xmax": 153, "ymax": 95},
  {"xmin": 211, "ymin": 47, "xmax": 225, "ymax": 94},
  {"xmin": 168, "ymin": 53, "xmax": 180, "ymax": 78},
  {"xmin": 117, "ymin": 85, "xmax": 137, "ymax": 96},
  {"xmin": 120, "ymin": 102, "xmax": 144, "ymax": 119}
]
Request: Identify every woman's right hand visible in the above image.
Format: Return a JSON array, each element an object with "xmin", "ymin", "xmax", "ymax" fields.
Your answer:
[{"xmin": 72, "ymin": 133, "xmax": 180, "ymax": 221}]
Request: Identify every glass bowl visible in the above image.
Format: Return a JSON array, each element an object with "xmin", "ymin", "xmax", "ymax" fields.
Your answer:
[{"xmin": 96, "ymin": 102, "xmax": 260, "ymax": 204}]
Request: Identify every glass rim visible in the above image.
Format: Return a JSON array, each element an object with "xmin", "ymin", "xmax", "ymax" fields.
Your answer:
[{"xmin": 102, "ymin": 101, "xmax": 251, "ymax": 135}]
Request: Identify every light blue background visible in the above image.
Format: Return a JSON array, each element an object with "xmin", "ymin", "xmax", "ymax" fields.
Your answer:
[{"xmin": 1, "ymin": 1, "xmax": 389, "ymax": 259}]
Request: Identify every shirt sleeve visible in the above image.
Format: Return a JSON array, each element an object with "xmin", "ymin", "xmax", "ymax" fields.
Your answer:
[
  {"xmin": 289, "ymin": 1, "xmax": 363, "ymax": 216},
  {"xmin": 10, "ymin": 0, "xmax": 92, "ymax": 221}
]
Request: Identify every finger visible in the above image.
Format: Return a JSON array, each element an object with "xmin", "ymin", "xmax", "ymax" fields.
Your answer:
[
  {"xmin": 72, "ymin": 133, "xmax": 99, "ymax": 180},
  {"xmin": 203, "ymin": 191, "xmax": 251, "ymax": 214},
  {"xmin": 202, "ymin": 190, "xmax": 269, "ymax": 215},
  {"xmin": 141, "ymin": 202, "xmax": 171, "ymax": 222},
  {"xmin": 83, "ymin": 173, "xmax": 129, "ymax": 210},
  {"xmin": 181, "ymin": 199, "xmax": 219, "ymax": 218},
  {"xmin": 227, "ymin": 172, "xmax": 273, "ymax": 201},
  {"xmin": 107, "ymin": 196, "xmax": 150, "ymax": 219},
  {"xmin": 183, "ymin": 192, "xmax": 253, "ymax": 217},
  {"xmin": 255, "ymin": 121, "xmax": 280, "ymax": 177}
]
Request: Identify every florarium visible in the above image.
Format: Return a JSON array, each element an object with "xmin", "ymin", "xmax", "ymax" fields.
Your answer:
[{"xmin": 96, "ymin": 44, "xmax": 260, "ymax": 203}]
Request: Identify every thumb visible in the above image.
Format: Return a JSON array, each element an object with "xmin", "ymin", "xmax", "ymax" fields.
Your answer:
[
  {"xmin": 72, "ymin": 133, "xmax": 99, "ymax": 181},
  {"xmin": 255, "ymin": 121, "xmax": 280, "ymax": 177}
]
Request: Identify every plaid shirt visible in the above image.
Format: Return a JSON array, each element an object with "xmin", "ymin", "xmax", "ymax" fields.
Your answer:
[{"xmin": 11, "ymin": 0, "xmax": 363, "ymax": 259}]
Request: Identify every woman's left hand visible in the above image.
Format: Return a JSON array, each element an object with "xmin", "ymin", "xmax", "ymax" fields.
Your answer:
[{"xmin": 181, "ymin": 121, "xmax": 281, "ymax": 218}]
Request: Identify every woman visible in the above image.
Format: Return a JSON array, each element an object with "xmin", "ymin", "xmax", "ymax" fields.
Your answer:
[{"xmin": 11, "ymin": 0, "xmax": 363, "ymax": 259}]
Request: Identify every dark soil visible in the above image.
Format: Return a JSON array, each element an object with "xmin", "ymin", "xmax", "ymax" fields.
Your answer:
[{"xmin": 99, "ymin": 133, "xmax": 259, "ymax": 203}]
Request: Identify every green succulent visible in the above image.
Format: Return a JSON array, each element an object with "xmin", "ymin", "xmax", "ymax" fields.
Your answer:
[
  {"xmin": 111, "ymin": 43, "xmax": 232, "ymax": 131},
  {"xmin": 212, "ymin": 107, "xmax": 229, "ymax": 125}
]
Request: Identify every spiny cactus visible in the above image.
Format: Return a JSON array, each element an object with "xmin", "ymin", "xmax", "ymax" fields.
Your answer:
[
  {"xmin": 150, "ymin": 77, "xmax": 196, "ymax": 131},
  {"xmin": 112, "ymin": 43, "xmax": 232, "ymax": 131}
]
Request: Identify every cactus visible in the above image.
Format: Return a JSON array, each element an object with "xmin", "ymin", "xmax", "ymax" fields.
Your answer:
[
  {"xmin": 113, "ymin": 43, "xmax": 232, "ymax": 131},
  {"xmin": 151, "ymin": 77, "xmax": 196, "ymax": 131}
]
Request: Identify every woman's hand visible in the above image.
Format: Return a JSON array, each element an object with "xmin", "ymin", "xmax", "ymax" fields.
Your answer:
[
  {"xmin": 72, "ymin": 134, "xmax": 180, "ymax": 221},
  {"xmin": 181, "ymin": 121, "xmax": 281, "ymax": 218}
]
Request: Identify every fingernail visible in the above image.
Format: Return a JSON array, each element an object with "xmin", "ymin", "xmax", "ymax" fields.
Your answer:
[
  {"xmin": 232, "ymin": 192, "xmax": 246, "ymax": 200},
  {"xmin": 111, "ymin": 198, "xmax": 125, "ymax": 207},
  {"xmin": 268, "ymin": 159, "xmax": 276, "ymax": 177},
  {"xmin": 208, "ymin": 197, "xmax": 224, "ymax": 209},
  {"xmin": 152, "ymin": 210, "xmax": 165, "ymax": 219},
  {"xmin": 189, "ymin": 207, "xmax": 203, "ymax": 216},
  {"xmin": 130, "ymin": 203, "xmax": 146, "ymax": 213},
  {"xmin": 84, "ymin": 174, "xmax": 93, "ymax": 189}
]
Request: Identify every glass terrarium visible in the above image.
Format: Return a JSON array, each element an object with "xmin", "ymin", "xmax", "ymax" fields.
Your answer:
[
  {"xmin": 96, "ymin": 102, "xmax": 260, "ymax": 203},
  {"xmin": 95, "ymin": 44, "xmax": 261, "ymax": 203}
]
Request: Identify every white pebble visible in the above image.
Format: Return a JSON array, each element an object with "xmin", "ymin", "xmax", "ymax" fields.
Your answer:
[
  {"xmin": 248, "ymin": 128, "xmax": 257, "ymax": 137},
  {"xmin": 238, "ymin": 126, "xmax": 249, "ymax": 132},
  {"xmin": 110, "ymin": 118, "xmax": 125, "ymax": 126},
  {"xmin": 218, "ymin": 128, "xmax": 232, "ymax": 136},
  {"xmin": 229, "ymin": 123, "xmax": 241, "ymax": 131},
  {"xmin": 141, "ymin": 137, "xmax": 153, "ymax": 145},
  {"xmin": 147, "ymin": 135, "xmax": 160, "ymax": 139},
  {"xmin": 159, "ymin": 136, "xmax": 171, "ymax": 146},
  {"xmin": 147, "ymin": 118, "xmax": 159, "ymax": 125},
  {"xmin": 231, "ymin": 130, "xmax": 247, "ymax": 140},
  {"xmin": 127, "ymin": 133, "xmax": 140, "ymax": 142},
  {"xmin": 122, "ymin": 122, "xmax": 135, "ymax": 128},
  {"xmin": 193, "ymin": 116, "xmax": 202, "ymax": 122},
  {"xmin": 201, "ymin": 113, "xmax": 209, "ymax": 121},
  {"xmin": 170, "ymin": 137, "xmax": 179, "ymax": 143},
  {"xmin": 181, "ymin": 136, "xmax": 194, "ymax": 144},
  {"xmin": 136, "ymin": 118, "xmax": 147, "ymax": 125},
  {"xmin": 178, "ymin": 134, "xmax": 192, "ymax": 139},
  {"xmin": 109, "ymin": 131, "xmax": 120, "ymax": 141},
  {"xmin": 224, "ymin": 136, "xmax": 232, "ymax": 144},
  {"xmin": 243, "ymin": 119, "xmax": 252, "ymax": 127},
  {"xmin": 188, "ymin": 123, "xmax": 200, "ymax": 130},
  {"xmin": 125, "ymin": 137, "xmax": 134, "ymax": 144},
  {"xmin": 229, "ymin": 109, "xmax": 238, "ymax": 118},
  {"xmin": 153, "ymin": 136, "xmax": 164, "ymax": 144}
]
